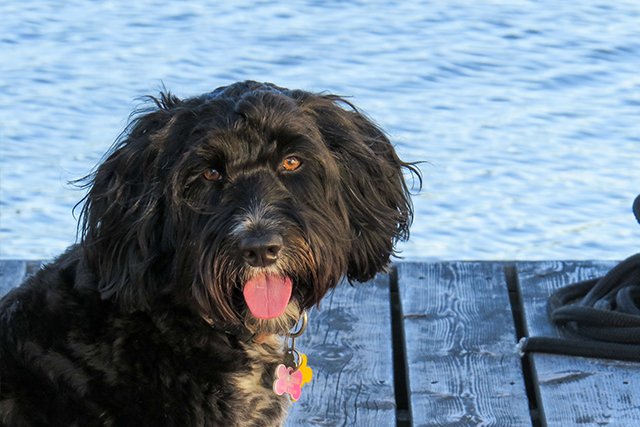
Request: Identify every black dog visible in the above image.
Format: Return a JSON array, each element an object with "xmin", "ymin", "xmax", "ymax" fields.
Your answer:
[{"xmin": 0, "ymin": 81, "xmax": 416, "ymax": 426}]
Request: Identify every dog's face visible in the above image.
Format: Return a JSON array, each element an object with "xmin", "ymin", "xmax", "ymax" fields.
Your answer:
[{"xmin": 80, "ymin": 81, "xmax": 416, "ymax": 334}]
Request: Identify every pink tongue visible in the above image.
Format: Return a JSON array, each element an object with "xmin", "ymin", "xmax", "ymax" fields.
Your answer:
[{"xmin": 243, "ymin": 275, "xmax": 293, "ymax": 319}]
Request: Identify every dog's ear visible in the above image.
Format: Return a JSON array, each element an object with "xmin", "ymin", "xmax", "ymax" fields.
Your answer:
[
  {"xmin": 297, "ymin": 94, "xmax": 418, "ymax": 283},
  {"xmin": 79, "ymin": 93, "xmax": 183, "ymax": 310}
]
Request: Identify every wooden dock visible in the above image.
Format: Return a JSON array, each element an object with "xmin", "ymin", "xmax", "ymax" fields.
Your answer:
[{"xmin": 1, "ymin": 260, "xmax": 639, "ymax": 426}]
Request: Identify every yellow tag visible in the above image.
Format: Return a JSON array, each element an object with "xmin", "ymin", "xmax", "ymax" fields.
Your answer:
[{"xmin": 291, "ymin": 353, "xmax": 313, "ymax": 402}]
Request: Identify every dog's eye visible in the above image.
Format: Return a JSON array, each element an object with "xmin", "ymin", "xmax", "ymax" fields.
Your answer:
[
  {"xmin": 282, "ymin": 157, "xmax": 301, "ymax": 171},
  {"xmin": 203, "ymin": 169, "xmax": 222, "ymax": 181}
]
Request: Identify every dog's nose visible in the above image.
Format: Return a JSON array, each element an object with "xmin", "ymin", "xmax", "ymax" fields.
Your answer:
[{"xmin": 239, "ymin": 233, "xmax": 283, "ymax": 268}]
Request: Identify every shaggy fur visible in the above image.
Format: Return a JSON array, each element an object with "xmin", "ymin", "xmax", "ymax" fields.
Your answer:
[{"xmin": 0, "ymin": 81, "xmax": 416, "ymax": 427}]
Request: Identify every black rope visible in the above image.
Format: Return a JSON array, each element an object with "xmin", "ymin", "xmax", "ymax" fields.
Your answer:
[{"xmin": 519, "ymin": 195, "xmax": 640, "ymax": 362}]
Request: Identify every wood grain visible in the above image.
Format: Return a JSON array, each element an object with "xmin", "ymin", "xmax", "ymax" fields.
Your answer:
[
  {"xmin": 285, "ymin": 273, "xmax": 396, "ymax": 426},
  {"xmin": 516, "ymin": 261, "xmax": 640, "ymax": 426},
  {"xmin": 0, "ymin": 260, "xmax": 45, "ymax": 298},
  {"xmin": 0, "ymin": 260, "xmax": 27, "ymax": 298},
  {"xmin": 398, "ymin": 262, "xmax": 532, "ymax": 427}
]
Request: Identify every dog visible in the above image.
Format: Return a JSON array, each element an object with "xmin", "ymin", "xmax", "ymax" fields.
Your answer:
[{"xmin": 0, "ymin": 81, "xmax": 416, "ymax": 426}]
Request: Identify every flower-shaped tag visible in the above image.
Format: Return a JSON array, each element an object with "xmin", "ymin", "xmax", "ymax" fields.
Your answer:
[{"xmin": 297, "ymin": 353, "xmax": 313, "ymax": 388}]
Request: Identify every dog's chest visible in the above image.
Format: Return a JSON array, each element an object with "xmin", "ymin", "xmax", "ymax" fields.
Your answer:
[
  {"xmin": 224, "ymin": 344, "xmax": 292, "ymax": 427},
  {"xmin": 159, "ymin": 330, "xmax": 292, "ymax": 426},
  {"xmin": 97, "ymin": 314, "xmax": 292, "ymax": 426}
]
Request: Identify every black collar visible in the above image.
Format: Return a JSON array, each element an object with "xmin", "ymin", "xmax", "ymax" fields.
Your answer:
[
  {"xmin": 202, "ymin": 315, "xmax": 257, "ymax": 343},
  {"xmin": 222, "ymin": 323, "xmax": 257, "ymax": 343}
]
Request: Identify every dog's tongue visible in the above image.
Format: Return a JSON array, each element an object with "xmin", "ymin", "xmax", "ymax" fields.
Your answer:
[{"xmin": 243, "ymin": 275, "xmax": 292, "ymax": 319}]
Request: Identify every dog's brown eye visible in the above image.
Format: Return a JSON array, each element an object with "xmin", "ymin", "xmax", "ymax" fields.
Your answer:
[
  {"xmin": 203, "ymin": 169, "xmax": 222, "ymax": 181},
  {"xmin": 282, "ymin": 157, "xmax": 301, "ymax": 171}
]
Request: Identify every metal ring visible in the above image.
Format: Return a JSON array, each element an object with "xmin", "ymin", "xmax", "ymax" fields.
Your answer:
[
  {"xmin": 287, "ymin": 336, "xmax": 296, "ymax": 350},
  {"xmin": 287, "ymin": 311, "xmax": 308, "ymax": 339},
  {"xmin": 290, "ymin": 348, "xmax": 302, "ymax": 370}
]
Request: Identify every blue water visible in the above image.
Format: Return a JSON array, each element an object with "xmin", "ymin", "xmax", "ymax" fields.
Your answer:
[{"xmin": 2, "ymin": 1, "xmax": 640, "ymax": 261}]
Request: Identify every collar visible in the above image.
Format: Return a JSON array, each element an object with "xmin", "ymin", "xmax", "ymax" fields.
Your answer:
[
  {"xmin": 203, "ymin": 316, "xmax": 272, "ymax": 344},
  {"xmin": 203, "ymin": 311, "xmax": 307, "ymax": 345},
  {"xmin": 222, "ymin": 323, "xmax": 259, "ymax": 343}
]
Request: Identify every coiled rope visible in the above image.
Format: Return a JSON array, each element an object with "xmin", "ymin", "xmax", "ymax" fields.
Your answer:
[{"xmin": 519, "ymin": 195, "xmax": 640, "ymax": 362}]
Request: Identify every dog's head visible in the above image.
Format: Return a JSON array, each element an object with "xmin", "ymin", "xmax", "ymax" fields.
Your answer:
[{"xmin": 80, "ymin": 81, "xmax": 418, "ymax": 334}]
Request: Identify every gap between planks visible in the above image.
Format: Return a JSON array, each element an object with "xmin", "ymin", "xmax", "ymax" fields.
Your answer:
[
  {"xmin": 504, "ymin": 264, "xmax": 542, "ymax": 427},
  {"xmin": 389, "ymin": 265, "xmax": 412, "ymax": 427}
]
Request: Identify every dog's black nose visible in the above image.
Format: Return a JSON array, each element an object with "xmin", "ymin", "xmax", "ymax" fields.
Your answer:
[{"xmin": 239, "ymin": 233, "xmax": 283, "ymax": 268}]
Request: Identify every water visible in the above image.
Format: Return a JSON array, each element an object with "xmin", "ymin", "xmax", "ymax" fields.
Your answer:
[{"xmin": 2, "ymin": 0, "xmax": 640, "ymax": 261}]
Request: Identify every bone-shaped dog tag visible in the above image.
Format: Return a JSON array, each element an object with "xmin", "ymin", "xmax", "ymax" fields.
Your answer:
[
  {"xmin": 273, "ymin": 353, "xmax": 313, "ymax": 401},
  {"xmin": 273, "ymin": 364, "xmax": 303, "ymax": 401}
]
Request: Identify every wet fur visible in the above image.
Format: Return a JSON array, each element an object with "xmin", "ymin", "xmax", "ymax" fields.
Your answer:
[{"xmin": 0, "ymin": 81, "xmax": 416, "ymax": 426}]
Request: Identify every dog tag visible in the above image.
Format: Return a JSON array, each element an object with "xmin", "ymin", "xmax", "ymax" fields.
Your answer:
[
  {"xmin": 273, "ymin": 364, "xmax": 303, "ymax": 401},
  {"xmin": 273, "ymin": 353, "xmax": 313, "ymax": 402},
  {"xmin": 297, "ymin": 353, "xmax": 313, "ymax": 387}
]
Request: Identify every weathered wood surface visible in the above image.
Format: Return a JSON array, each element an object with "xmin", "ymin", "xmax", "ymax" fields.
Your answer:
[
  {"xmin": 0, "ymin": 260, "xmax": 42, "ymax": 298},
  {"xmin": 516, "ymin": 261, "xmax": 640, "ymax": 426},
  {"xmin": 397, "ymin": 262, "xmax": 532, "ymax": 427},
  {"xmin": 285, "ymin": 273, "xmax": 396, "ymax": 426},
  {"xmin": 4, "ymin": 260, "xmax": 640, "ymax": 426},
  {"xmin": 0, "ymin": 260, "xmax": 25, "ymax": 298}
]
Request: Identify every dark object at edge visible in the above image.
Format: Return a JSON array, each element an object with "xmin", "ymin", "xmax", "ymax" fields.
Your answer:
[{"xmin": 520, "ymin": 194, "xmax": 640, "ymax": 362}]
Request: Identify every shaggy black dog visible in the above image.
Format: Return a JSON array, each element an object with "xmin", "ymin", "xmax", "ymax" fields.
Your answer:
[{"xmin": 0, "ymin": 81, "xmax": 416, "ymax": 426}]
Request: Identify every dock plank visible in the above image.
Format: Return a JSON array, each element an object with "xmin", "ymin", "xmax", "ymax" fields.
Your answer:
[
  {"xmin": 285, "ymin": 273, "xmax": 396, "ymax": 426},
  {"xmin": 0, "ymin": 260, "xmax": 27, "ymax": 298},
  {"xmin": 398, "ymin": 262, "xmax": 532, "ymax": 427},
  {"xmin": 516, "ymin": 261, "xmax": 640, "ymax": 426},
  {"xmin": 0, "ymin": 260, "xmax": 45, "ymax": 298}
]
